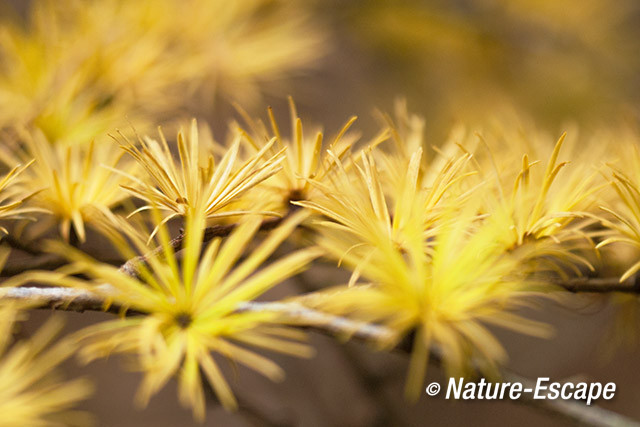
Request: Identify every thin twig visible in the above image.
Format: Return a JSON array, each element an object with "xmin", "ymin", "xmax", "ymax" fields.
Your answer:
[
  {"xmin": 556, "ymin": 275, "xmax": 640, "ymax": 294},
  {"xmin": 236, "ymin": 301, "xmax": 395, "ymax": 343},
  {"xmin": 0, "ymin": 286, "xmax": 394, "ymax": 342},
  {"xmin": 118, "ymin": 217, "xmax": 283, "ymax": 277},
  {"xmin": 0, "ymin": 286, "xmax": 112, "ymax": 313}
]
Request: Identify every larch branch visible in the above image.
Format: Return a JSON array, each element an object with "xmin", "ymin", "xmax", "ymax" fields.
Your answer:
[{"xmin": 0, "ymin": 285, "xmax": 637, "ymax": 427}]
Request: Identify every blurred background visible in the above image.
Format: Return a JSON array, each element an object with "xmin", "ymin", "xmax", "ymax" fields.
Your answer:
[{"xmin": 3, "ymin": 0, "xmax": 640, "ymax": 425}]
